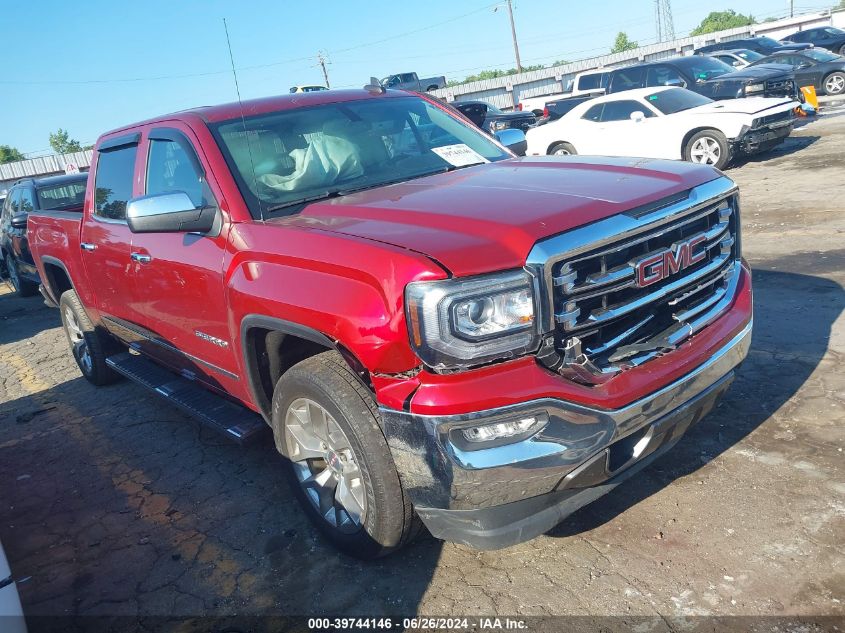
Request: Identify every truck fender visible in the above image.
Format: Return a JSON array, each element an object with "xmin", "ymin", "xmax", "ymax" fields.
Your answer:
[
  {"xmin": 239, "ymin": 314, "xmax": 371, "ymax": 420},
  {"xmin": 38, "ymin": 256, "xmax": 78, "ymax": 304}
]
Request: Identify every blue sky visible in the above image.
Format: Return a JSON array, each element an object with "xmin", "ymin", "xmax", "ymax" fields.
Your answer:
[{"xmin": 1, "ymin": 0, "xmax": 827, "ymax": 155}]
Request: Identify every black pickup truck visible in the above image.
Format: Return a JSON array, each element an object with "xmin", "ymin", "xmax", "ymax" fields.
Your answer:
[{"xmin": 606, "ymin": 55, "xmax": 799, "ymax": 100}]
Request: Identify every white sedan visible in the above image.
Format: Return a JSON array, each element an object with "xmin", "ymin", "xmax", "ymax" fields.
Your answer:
[{"xmin": 525, "ymin": 87, "xmax": 796, "ymax": 169}]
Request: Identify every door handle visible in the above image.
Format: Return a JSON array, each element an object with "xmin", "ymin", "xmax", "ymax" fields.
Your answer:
[
  {"xmin": 80, "ymin": 242, "xmax": 97, "ymax": 251},
  {"xmin": 131, "ymin": 252, "xmax": 152, "ymax": 264}
]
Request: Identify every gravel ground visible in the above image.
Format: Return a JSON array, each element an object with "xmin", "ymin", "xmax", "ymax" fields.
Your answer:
[{"xmin": 1, "ymin": 111, "xmax": 843, "ymax": 632}]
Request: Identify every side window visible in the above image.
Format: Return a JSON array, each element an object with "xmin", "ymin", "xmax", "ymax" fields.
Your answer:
[
  {"xmin": 600, "ymin": 100, "xmax": 653, "ymax": 122},
  {"xmin": 94, "ymin": 145, "xmax": 137, "ymax": 220},
  {"xmin": 715, "ymin": 55, "xmax": 735, "ymax": 66},
  {"xmin": 19, "ymin": 188, "xmax": 35, "ymax": 213},
  {"xmin": 8, "ymin": 189, "xmax": 22, "ymax": 213},
  {"xmin": 610, "ymin": 67, "xmax": 645, "ymax": 92},
  {"xmin": 401, "ymin": 73, "xmax": 416, "ymax": 83},
  {"xmin": 582, "ymin": 104, "xmax": 604, "ymax": 122},
  {"xmin": 146, "ymin": 137, "xmax": 206, "ymax": 208},
  {"xmin": 646, "ymin": 66, "xmax": 686, "ymax": 88}
]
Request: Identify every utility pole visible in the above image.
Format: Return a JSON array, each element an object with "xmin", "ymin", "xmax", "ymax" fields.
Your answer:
[
  {"xmin": 790, "ymin": 0, "xmax": 794, "ymax": 18},
  {"xmin": 317, "ymin": 51, "xmax": 331, "ymax": 88},
  {"xmin": 654, "ymin": 0, "xmax": 675, "ymax": 42},
  {"xmin": 506, "ymin": 0, "xmax": 523, "ymax": 73}
]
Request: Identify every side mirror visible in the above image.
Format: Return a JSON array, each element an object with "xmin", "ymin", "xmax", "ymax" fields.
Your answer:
[
  {"xmin": 665, "ymin": 78, "xmax": 686, "ymax": 88},
  {"xmin": 630, "ymin": 111, "xmax": 646, "ymax": 123},
  {"xmin": 494, "ymin": 128, "xmax": 527, "ymax": 156},
  {"xmin": 126, "ymin": 192, "xmax": 216, "ymax": 234},
  {"xmin": 10, "ymin": 213, "xmax": 28, "ymax": 230},
  {"xmin": 733, "ymin": 60, "xmax": 743, "ymax": 67}
]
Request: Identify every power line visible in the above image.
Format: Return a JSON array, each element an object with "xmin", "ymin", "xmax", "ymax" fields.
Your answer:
[{"xmin": 0, "ymin": 1, "xmax": 503, "ymax": 86}]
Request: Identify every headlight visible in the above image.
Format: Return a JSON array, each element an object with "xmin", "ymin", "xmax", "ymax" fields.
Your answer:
[
  {"xmin": 744, "ymin": 82, "xmax": 765, "ymax": 95},
  {"xmin": 490, "ymin": 120, "xmax": 509, "ymax": 131},
  {"xmin": 405, "ymin": 270, "xmax": 539, "ymax": 370}
]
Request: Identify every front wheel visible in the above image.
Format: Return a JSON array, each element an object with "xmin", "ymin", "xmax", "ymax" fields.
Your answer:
[
  {"xmin": 823, "ymin": 72, "xmax": 845, "ymax": 96},
  {"xmin": 684, "ymin": 130, "xmax": 730, "ymax": 170},
  {"xmin": 271, "ymin": 351, "xmax": 420, "ymax": 559},
  {"xmin": 549, "ymin": 142, "xmax": 577, "ymax": 156},
  {"xmin": 59, "ymin": 290, "xmax": 122, "ymax": 386},
  {"xmin": 5, "ymin": 255, "xmax": 38, "ymax": 297}
]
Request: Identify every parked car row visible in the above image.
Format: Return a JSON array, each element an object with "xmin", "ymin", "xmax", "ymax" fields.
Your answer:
[{"xmin": 526, "ymin": 87, "xmax": 795, "ymax": 169}]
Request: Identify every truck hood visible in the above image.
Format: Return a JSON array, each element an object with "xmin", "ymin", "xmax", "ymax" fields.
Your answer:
[
  {"xmin": 277, "ymin": 157, "xmax": 721, "ymax": 277},
  {"xmin": 706, "ymin": 64, "xmax": 794, "ymax": 83}
]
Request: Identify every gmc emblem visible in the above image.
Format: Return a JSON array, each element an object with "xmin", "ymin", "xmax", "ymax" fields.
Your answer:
[{"xmin": 634, "ymin": 233, "xmax": 707, "ymax": 287}]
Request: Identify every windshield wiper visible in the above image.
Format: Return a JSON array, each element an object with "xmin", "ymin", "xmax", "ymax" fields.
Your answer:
[{"xmin": 264, "ymin": 190, "xmax": 345, "ymax": 213}]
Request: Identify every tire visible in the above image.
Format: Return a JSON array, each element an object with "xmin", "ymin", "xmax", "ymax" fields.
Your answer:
[
  {"xmin": 823, "ymin": 71, "xmax": 845, "ymax": 96},
  {"xmin": 549, "ymin": 142, "xmax": 577, "ymax": 156},
  {"xmin": 59, "ymin": 289, "xmax": 122, "ymax": 386},
  {"xmin": 839, "ymin": 44, "xmax": 845, "ymax": 57},
  {"xmin": 683, "ymin": 129, "xmax": 730, "ymax": 170},
  {"xmin": 271, "ymin": 350, "xmax": 420, "ymax": 559},
  {"xmin": 426, "ymin": 85, "xmax": 439, "ymax": 92},
  {"xmin": 5, "ymin": 255, "xmax": 38, "ymax": 297}
]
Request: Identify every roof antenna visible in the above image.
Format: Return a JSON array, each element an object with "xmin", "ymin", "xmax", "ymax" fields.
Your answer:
[
  {"xmin": 223, "ymin": 18, "xmax": 263, "ymax": 221},
  {"xmin": 364, "ymin": 77, "xmax": 385, "ymax": 94}
]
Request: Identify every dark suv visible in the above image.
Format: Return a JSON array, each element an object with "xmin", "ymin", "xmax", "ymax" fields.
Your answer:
[
  {"xmin": 606, "ymin": 56, "xmax": 799, "ymax": 100},
  {"xmin": 782, "ymin": 27, "xmax": 845, "ymax": 56},
  {"xmin": 1, "ymin": 174, "xmax": 87, "ymax": 296},
  {"xmin": 695, "ymin": 36, "xmax": 812, "ymax": 56}
]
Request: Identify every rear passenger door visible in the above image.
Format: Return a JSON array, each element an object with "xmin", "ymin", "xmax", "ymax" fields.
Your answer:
[
  {"xmin": 128, "ymin": 124, "xmax": 236, "ymax": 392},
  {"xmin": 79, "ymin": 134, "xmax": 141, "ymax": 330}
]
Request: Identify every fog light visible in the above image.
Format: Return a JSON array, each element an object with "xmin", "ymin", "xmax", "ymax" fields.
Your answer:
[{"xmin": 462, "ymin": 415, "xmax": 544, "ymax": 443}]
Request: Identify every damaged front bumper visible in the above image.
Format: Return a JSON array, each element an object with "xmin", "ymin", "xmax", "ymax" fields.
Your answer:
[
  {"xmin": 732, "ymin": 121, "xmax": 793, "ymax": 155},
  {"xmin": 379, "ymin": 319, "xmax": 752, "ymax": 550}
]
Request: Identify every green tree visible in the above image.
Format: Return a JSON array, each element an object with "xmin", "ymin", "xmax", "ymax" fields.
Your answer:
[
  {"xmin": 552, "ymin": 59, "xmax": 569, "ymax": 66},
  {"xmin": 690, "ymin": 10, "xmax": 754, "ymax": 35},
  {"xmin": 0, "ymin": 145, "xmax": 25, "ymax": 163},
  {"xmin": 611, "ymin": 32, "xmax": 638, "ymax": 53},
  {"xmin": 48, "ymin": 128, "xmax": 84, "ymax": 154}
]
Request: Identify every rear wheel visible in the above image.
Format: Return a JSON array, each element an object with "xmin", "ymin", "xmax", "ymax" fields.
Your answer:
[
  {"xmin": 549, "ymin": 142, "xmax": 577, "ymax": 156},
  {"xmin": 4, "ymin": 255, "xmax": 38, "ymax": 297},
  {"xmin": 684, "ymin": 130, "xmax": 730, "ymax": 170},
  {"xmin": 839, "ymin": 44, "xmax": 845, "ymax": 57},
  {"xmin": 426, "ymin": 85, "xmax": 439, "ymax": 92},
  {"xmin": 59, "ymin": 290, "xmax": 122, "ymax": 386},
  {"xmin": 272, "ymin": 351, "xmax": 420, "ymax": 559},
  {"xmin": 823, "ymin": 72, "xmax": 845, "ymax": 96}
]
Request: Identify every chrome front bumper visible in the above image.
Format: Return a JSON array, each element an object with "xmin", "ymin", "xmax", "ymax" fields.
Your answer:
[{"xmin": 379, "ymin": 319, "xmax": 752, "ymax": 515}]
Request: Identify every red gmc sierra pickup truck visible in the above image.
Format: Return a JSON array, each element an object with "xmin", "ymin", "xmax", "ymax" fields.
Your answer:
[{"xmin": 27, "ymin": 88, "xmax": 752, "ymax": 558}]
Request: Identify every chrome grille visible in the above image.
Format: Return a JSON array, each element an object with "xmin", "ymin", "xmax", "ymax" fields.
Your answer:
[{"xmin": 527, "ymin": 177, "xmax": 741, "ymax": 385}]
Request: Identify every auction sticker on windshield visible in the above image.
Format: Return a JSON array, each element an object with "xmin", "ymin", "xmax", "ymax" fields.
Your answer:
[{"xmin": 431, "ymin": 144, "xmax": 489, "ymax": 167}]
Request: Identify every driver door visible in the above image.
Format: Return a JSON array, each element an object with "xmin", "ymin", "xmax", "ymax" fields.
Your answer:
[
  {"xmin": 127, "ymin": 123, "xmax": 238, "ymax": 393},
  {"xmin": 592, "ymin": 99, "xmax": 656, "ymax": 157}
]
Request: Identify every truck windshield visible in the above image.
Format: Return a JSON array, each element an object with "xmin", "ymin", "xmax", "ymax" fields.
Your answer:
[
  {"xmin": 36, "ymin": 181, "xmax": 86, "ymax": 210},
  {"xmin": 211, "ymin": 95, "xmax": 512, "ymax": 218},
  {"xmin": 681, "ymin": 56, "xmax": 735, "ymax": 81},
  {"xmin": 644, "ymin": 88, "xmax": 713, "ymax": 114}
]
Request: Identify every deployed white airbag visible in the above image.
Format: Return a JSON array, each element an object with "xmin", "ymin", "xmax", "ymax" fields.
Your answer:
[{"xmin": 258, "ymin": 132, "xmax": 363, "ymax": 192}]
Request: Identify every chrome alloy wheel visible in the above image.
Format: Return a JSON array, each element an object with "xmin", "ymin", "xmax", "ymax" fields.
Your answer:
[
  {"xmin": 553, "ymin": 147, "xmax": 571, "ymax": 156},
  {"xmin": 689, "ymin": 136, "xmax": 722, "ymax": 165},
  {"xmin": 285, "ymin": 398, "xmax": 367, "ymax": 533},
  {"xmin": 63, "ymin": 305, "xmax": 92, "ymax": 375},
  {"xmin": 825, "ymin": 74, "xmax": 845, "ymax": 95}
]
